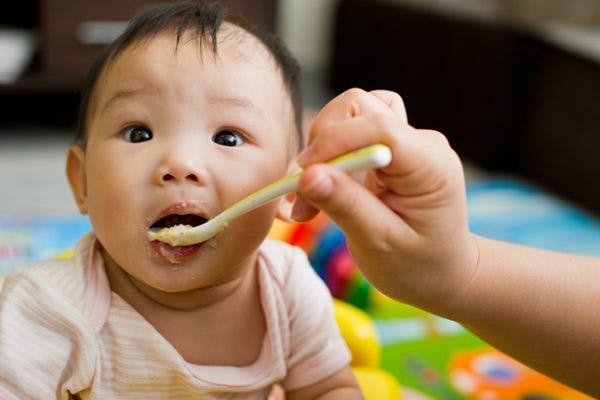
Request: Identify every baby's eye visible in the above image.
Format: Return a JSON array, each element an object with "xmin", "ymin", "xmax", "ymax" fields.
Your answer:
[
  {"xmin": 212, "ymin": 130, "xmax": 244, "ymax": 147},
  {"xmin": 123, "ymin": 126, "xmax": 153, "ymax": 143}
]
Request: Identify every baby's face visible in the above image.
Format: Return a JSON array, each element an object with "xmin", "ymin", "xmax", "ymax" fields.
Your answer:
[{"xmin": 70, "ymin": 26, "xmax": 296, "ymax": 292}]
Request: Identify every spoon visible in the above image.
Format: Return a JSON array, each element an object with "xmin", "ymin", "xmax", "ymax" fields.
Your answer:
[{"xmin": 147, "ymin": 144, "xmax": 392, "ymax": 246}]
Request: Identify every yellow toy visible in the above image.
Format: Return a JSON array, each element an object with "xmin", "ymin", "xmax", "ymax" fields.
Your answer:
[
  {"xmin": 333, "ymin": 299, "xmax": 402, "ymax": 399},
  {"xmin": 333, "ymin": 299, "xmax": 380, "ymax": 368},
  {"xmin": 54, "ymin": 249, "xmax": 74, "ymax": 259},
  {"xmin": 353, "ymin": 367, "xmax": 403, "ymax": 399}
]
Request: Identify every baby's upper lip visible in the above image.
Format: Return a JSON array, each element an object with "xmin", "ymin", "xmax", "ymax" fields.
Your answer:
[
  {"xmin": 150, "ymin": 202, "xmax": 210, "ymax": 229},
  {"xmin": 158, "ymin": 202, "xmax": 208, "ymax": 218}
]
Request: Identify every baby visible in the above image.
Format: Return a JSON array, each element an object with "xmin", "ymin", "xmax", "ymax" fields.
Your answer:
[{"xmin": 0, "ymin": 1, "xmax": 362, "ymax": 399}]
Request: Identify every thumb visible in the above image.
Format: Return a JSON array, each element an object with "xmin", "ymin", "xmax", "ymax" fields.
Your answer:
[{"xmin": 296, "ymin": 163, "xmax": 403, "ymax": 243}]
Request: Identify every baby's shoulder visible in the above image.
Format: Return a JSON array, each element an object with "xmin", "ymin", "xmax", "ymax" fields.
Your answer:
[
  {"xmin": 258, "ymin": 238, "xmax": 327, "ymax": 298},
  {"xmin": 2, "ymin": 233, "xmax": 100, "ymax": 299},
  {"xmin": 260, "ymin": 237, "xmax": 307, "ymax": 260},
  {"xmin": 259, "ymin": 238, "xmax": 312, "ymax": 277},
  {"xmin": 0, "ymin": 258, "xmax": 100, "ymax": 394},
  {"xmin": 1, "ymin": 256, "xmax": 85, "ymax": 306}
]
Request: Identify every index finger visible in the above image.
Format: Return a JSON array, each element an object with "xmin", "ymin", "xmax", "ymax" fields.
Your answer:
[
  {"xmin": 369, "ymin": 90, "xmax": 408, "ymax": 123},
  {"xmin": 298, "ymin": 89, "xmax": 409, "ymax": 167},
  {"xmin": 307, "ymin": 88, "xmax": 405, "ymax": 145}
]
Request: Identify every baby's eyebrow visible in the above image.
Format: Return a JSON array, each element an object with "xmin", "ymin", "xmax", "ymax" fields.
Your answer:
[
  {"xmin": 207, "ymin": 95, "xmax": 266, "ymax": 118},
  {"xmin": 100, "ymin": 87, "xmax": 158, "ymax": 115}
]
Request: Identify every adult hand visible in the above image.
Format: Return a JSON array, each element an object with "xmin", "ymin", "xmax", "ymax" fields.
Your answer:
[{"xmin": 293, "ymin": 89, "xmax": 478, "ymax": 314}]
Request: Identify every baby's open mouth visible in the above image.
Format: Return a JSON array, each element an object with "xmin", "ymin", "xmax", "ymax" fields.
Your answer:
[
  {"xmin": 148, "ymin": 214, "xmax": 208, "ymax": 262},
  {"xmin": 150, "ymin": 214, "xmax": 207, "ymax": 231}
]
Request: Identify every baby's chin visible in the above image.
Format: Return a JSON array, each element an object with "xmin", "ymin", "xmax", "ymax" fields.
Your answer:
[{"xmin": 133, "ymin": 267, "xmax": 211, "ymax": 296}]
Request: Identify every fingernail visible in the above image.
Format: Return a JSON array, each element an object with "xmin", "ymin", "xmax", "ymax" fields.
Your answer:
[
  {"xmin": 290, "ymin": 202, "xmax": 303, "ymax": 221},
  {"xmin": 291, "ymin": 199, "xmax": 310, "ymax": 221}
]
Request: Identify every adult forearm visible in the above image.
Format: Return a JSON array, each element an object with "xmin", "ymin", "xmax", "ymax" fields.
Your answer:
[
  {"xmin": 316, "ymin": 388, "xmax": 363, "ymax": 399},
  {"xmin": 451, "ymin": 235, "xmax": 600, "ymax": 396}
]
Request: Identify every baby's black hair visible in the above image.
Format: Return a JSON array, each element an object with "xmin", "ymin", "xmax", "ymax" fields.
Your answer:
[{"xmin": 75, "ymin": 0, "xmax": 303, "ymax": 148}]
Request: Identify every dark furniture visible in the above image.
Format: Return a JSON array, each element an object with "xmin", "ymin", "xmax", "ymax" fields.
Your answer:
[
  {"xmin": 330, "ymin": 0, "xmax": 600, "ymax": 215},
  {"xmin": 0, "ymin": 0, "xmax": 277, "ymax": 126}
]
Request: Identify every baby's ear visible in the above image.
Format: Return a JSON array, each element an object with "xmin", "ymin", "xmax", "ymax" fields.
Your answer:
[{"xmin": 66, "ymin": 145, "xmax": 88, "ymax": 214}]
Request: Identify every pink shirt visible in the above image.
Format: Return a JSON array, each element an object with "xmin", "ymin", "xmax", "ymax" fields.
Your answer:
[{"xmin": 0, "ymin": 233, "xmax": 350, "ymax": 399}]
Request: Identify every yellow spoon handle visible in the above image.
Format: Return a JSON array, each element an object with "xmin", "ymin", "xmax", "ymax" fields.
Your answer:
[{"xmin": 148, "ymin": 144, "xmax": 392, "ymax": 246}]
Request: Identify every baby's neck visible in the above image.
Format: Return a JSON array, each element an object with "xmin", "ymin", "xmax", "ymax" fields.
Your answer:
[
  {"xmin": 102, "ymin": 250, "xmax": 266, "ymax": 365},
  {"xmin": 121, "ymin": 273, "xmax": 246, "ymax": 312}
]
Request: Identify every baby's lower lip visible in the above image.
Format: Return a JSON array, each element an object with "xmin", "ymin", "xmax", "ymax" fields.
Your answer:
[{"xmin": 149, "ymin": 240, "xmax": 203, "ymax": 263}]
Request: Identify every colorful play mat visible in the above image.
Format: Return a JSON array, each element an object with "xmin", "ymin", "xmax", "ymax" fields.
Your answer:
[{"xmin": 2, "ymin": 178, "xmax": 599, "ymax": 399}]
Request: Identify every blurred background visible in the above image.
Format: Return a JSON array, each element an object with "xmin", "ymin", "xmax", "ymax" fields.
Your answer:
[{"xmin": 2, "ymin": 0, "xmax": 600, "ymax": 218}]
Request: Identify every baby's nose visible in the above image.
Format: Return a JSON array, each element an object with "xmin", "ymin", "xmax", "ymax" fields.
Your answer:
[
  {"xmin": 162, "ymin": 169, "xmax": 200, "ymax": 183},
  {"xmin": 155, "ymin": 152, "xmax": 206, "ymax": 185}
]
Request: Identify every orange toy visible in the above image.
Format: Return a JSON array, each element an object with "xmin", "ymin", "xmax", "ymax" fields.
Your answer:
[{"xmin": 449, "ymin": 349, "xmax": 591, "ymax": 399}]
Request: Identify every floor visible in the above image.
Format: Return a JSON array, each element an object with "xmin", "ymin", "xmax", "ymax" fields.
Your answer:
[{"xmin": 0, "ymin": 129, "xmax": 79, "ymax": 217}]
